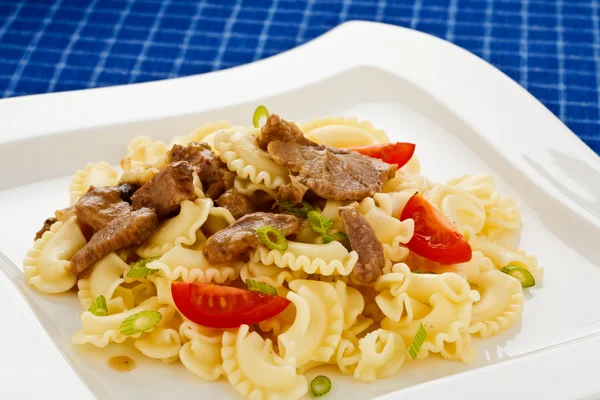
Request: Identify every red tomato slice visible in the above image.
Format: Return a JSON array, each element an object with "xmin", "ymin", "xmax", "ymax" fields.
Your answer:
[
  {"xmin": 351, "ymin": 142, "xmax": 416, "ymax": 167},
  {"xmin": 171, "ymin": 282, "xmax": 291, "ymax": 329},
  {"xmin": 400, "ymin": 193, "xmax": 472, "ymax": 265}
]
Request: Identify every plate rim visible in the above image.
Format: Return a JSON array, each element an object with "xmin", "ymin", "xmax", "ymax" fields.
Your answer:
[{"xmin": 1, "ymin": 20, "xmax": 600, "ymax": 400}]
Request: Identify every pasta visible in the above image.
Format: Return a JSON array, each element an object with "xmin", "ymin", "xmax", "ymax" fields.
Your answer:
[
  {"xmin": 24, "ymin": 216, "xmax": 86, "ymax": 293},
  {"xmin": 251, "ymin": 241, "xmax": 359, "ymax": 276},
  {"xmin": 137, "ymin": 198, "xmax": 212, "ymax": 257},
  {"xmin": 70, "ymin": 161, "xmax": 119, "ymax": 205},
  {"xmin": 222, "ymin": 324, "xmax": 308, "ymax": 400},
  {"xmin": 214, "ymin": 129, "xmax": 289, "ymax": 189},
  {"xmin": 25, "ymin": 111, "xmax": 543, "ymax": 400}
]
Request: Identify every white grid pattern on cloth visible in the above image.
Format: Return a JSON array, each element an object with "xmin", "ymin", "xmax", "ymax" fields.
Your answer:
[
  {"xmin": 3, "ymin": 0, "xmax": 63, "ymax": 97},
  {"xmin": 212, "ymin": 0, "xmax": 243, "ymax": 71},
  {"xmin": 128, "ymin": 0, "xmax": 171, "ymax": 84},
  {"xmin": 169, "ymin": 1, "xmax": 207, "ymax": 77},
  {"xmin": 87, "ymin": 0, "xmax": 136, "ymax": 88},
  {"xmin": 46, "ymin": 0, "xmax": 98, "ymax": 92},
  {"xmin": 0, "ymin": 0, "xmax": 598, "ymax": 152},
  {"xmin": 253, "ymin": 0, "xmax": 279, "ymax": 62}
]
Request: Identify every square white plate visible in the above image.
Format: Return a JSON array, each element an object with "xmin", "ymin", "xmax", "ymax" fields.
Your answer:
[{"xmin": 1, "ymin": 21, "xmax": 600, "ymax": 400}]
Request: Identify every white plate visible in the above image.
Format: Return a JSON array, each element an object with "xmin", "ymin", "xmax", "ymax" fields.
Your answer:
[{"xmin": 1, "ymin": 21, "xmax": 599, "ymax": 400}]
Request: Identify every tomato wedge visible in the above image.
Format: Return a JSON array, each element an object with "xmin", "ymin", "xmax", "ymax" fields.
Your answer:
[
  {"xmin": 400, "ymin": 193, "xmax": 472, "ymax": 265},
  {"xmin": 351, "ymin": 142, "xmax": 416, "ymax": 167},
  {"xmin": 171, "ymin": 282, "xmax": 290, "ymax": 329}
]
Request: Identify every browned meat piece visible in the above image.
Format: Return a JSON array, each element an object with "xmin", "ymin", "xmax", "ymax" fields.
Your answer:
[
  {"xmin": 169, "ymin": 142, "xmax": 235, "ymax": 199},
  {"xmin": 277, "ymin": 176, "xmax": 309, "ymax": 203},
  {"xmin": 215, "ymin": 189, "xmax": 256, "ymax": 219},
  {"xmin": 260, "ymin": 115, "xmax": 397, "ymax": 201},
  {"xmin": 76, "ymin": 186, "xmax": 132, "ymax": 231},
  {"xmin": 339, "ymin": 203, "xmax": 384, "ymax": 283},
  {"xmin": 203, "ymin": 212, "xmax": 301, "ymax": 264},
  {"xmin": 250, "ymin": 190, "xmax": 276, "ymax": 212},
  {"xmin": 70, "ymin": 208, "xmax": 158, "ymax": 276},
  {"xmin": 131, "ymin": 161, "xmax": 196, "ymax": 216},
  {"xmin": 34, "ymin": 217, "xmax": 57, "ymax": 240},
  {"xmin": 118, "ymin": 183, "xmax": 140, "ymax": 203}
]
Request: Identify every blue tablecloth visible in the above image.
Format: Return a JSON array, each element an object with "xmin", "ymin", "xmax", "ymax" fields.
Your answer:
[{"xmin": 1, "ymin": 0, "xmax": 599, "ymax": 154}]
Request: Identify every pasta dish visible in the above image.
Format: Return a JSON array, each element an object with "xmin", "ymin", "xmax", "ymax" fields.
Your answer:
[{"xmin": 24, "ymin": 107, "xmax": 543, "ymax": 399}]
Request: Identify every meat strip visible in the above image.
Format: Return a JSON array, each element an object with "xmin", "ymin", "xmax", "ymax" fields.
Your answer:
[
  {"xmin": 70, "ymin": 208, "xmax": 158, "ymax": 276},
  {"xmin": 76, "ymin": 186, "xmax": 132, "ymax": 231},
  {"xmin": 34, "ymin": 217, "xmax": 57, "ymax": 240},
  {"xmin": 215, "ymin": 189, "xmax": 256, "ymax": 219},
  {"xmin": 169, "ymin": 142, "xmax": 235, "ymax": 199},
  {"xmin": 202, "ymin": 212, "xmax": 301, "ymax": 264},
  {"xmin": 339, "ymin": 203, "xmax": 385, "ymax": 283},
  {"xmin": 131, "ymin": 161, "xmax": 196, "ymax": 216},
  {"xmin": 259, "ymin": 115, "xmax": 397, "ymax": 202}
]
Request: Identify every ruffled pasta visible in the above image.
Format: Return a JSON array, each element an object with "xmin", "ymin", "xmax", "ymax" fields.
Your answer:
[
  {"xmin": 354, "ymin": 329, "xmax": 406, "ymax": 381},
  {"xmin": 378, "ymin": 265, "xmax": 479, "ymax": 363},
  {"xmin": 469, "ymin": 235, "xmax": 544, "ymax": 282},
  {"xmin": 468, "ymin": 269, "xmax": 524, "ymax": 338},
  {"xmin": 120, "ymin": 136, "xmax": 169, "ymax": 185},
  {"xmin": 179, "ymin": 321, "xmax": 226, "ymax": 381},
  {"xmin": 251, "ymin": 241, "xmax": 359, "ymax": 276},
  {"xmin": 240, "ymin": 261, "xmax": 307, "ymax": 288},
  {"xmin": 214, "ymin": 130, "xmax": 289, "ymax": 189},
  {"xmin": 77, "ymin": 252, "xmax": 132, "ymax": 314},
  {"xmin": 134, "ymin": 311, "xmax": 182, "ymax": 364},
  {"xmin": 277, "ymin": 280, "xmax": 344, "ymax": 368},
  {"xmin": 297, "ymin": 116, "xmax": 389, "ymax": 147},
  {"xmin": 137, "ymin": 198, "xmax": 212, "ymax": 257},
  {"xmin": 222, "ymin": 324, "xmax": 308, "ymax": 400},
  {"xmin": 447, "ymin": 173, "xmax": 499, "ymax": 208},
  {"xmin": 148, "ymin": 246, "xmax": 241, "ymax": 284},
  {"xmin": 202, "ymin": 206, "xmax": 235, "ymax": 237},
  {"xmin": 71, "ymin": 297, "xmax": 168, "ymax": 347},
  {"xmin": 24, "ymin": 216, "xmax": 86, "ymax": 293},
  {"xmin": 425, "ymin": 184, "xmax": 486, "ymax": 239},
  {"xmin": 70, "ymin": 161, "xmax": 119, "ymax": 205},
  {"xmin": 384, "ymin": 169, "xmax": 433, "ymax": 194},
  {"xmin": 233, "ymin": 176, "xmax": 278, "ymax": 199},
  {"xmin": 481, "ymin": 196, "xmax": 522, "ymax": 245}
]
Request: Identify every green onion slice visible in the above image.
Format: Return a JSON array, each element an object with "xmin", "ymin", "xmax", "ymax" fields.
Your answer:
[
  {"xmin": 322, "ymin": 230, "xmax": 351, "ymax": 249},
  {"xmin": 256, "ymin": 226, "xmax": 288, "ymax": 252},
  {"xmin": 310, "ymin": 375, "xmax": 331, "ymax": 397},
  {"xmin": 278, "ymin": 200, "xmax": 315, "ymax": 217},
  {"xmin": 127, "ymin": 257, "xmax": 160, "ymax": 278},
  {"xmin": 501, "ymin": 265, "xmax": 535, "ymax": 288},
  {"xmin": 408, "ymin": 322, "xmax": 427, "ymax": 360},
  {"xmin": 412, "ymin": 269, "xmax": 422, "ymax": 274},
  {"xmin": 246, "ymin": 279, "xmax": 278, "ymax": 296},
  {"xmin": 88, "ymin": 295, "xmax": 108, "ymax": 316},
  {"xmin": 253, "ymin": 105, "xmax": 270, "ymax": 128},
  {"xmin": 119, "ymin": 311, "xmax": 162, "ymax": 336},
  {"xmin": 307, "ymin": 210, "xmax": 333, "ymax": 235}
]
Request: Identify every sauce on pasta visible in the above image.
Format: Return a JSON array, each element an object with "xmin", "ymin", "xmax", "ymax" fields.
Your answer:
[{"xmin": 108, "ymin": 356, "xmax": 136, "ymax": 372}]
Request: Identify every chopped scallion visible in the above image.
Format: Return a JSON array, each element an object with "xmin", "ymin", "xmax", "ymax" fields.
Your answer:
[
  {"xmin": 408, "ymin": 322, "xmax": 427, "ymax": 360},
  {"xmin": 307, "ymin": 210, "xmax": 333, "ymax": 235},
  {"xmin": 310, "ymin": 375, "xmax": 331, "ymax": 397},
  {"xmin": 501, "ymin": 265, "xmax": 535, "ymax": 288},
  {"xmin": 246, "ymin": 279, "xmax": 278, "ymax": 296},
  {"xmin": 256, "ymin": 226, "xmax": 288, "ymax": 252},
  {"xmin": 88, "ymin": 295, "xmax": 108, "ymax": 316},
  {"xmin": 322, "ymin": 231, "xmax": 351, "ymax": 251},
  {"xmin": 278, "ymin": 200, "xmax": 315, "ymax": 217},
  {"xmin": 253, "ymin": 105, "xmax": 270, "ymax": 128},
  {"xmin": 119, "ymin": 311, "xmax": 162, "ymax": 336},
  {"xmin": 127, "ymin": 257, "xmax": 160, "ymax": 278}
]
